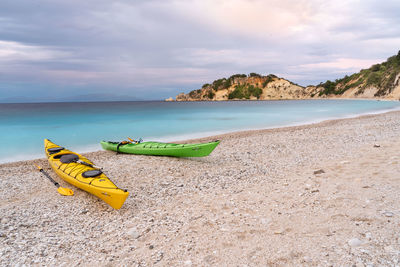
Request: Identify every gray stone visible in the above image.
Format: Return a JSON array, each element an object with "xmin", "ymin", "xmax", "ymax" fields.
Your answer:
[
  {"xmin": 365, "ymin": 232, "xmax": 372, "ymax": 240},
  {"xmin": 383, "ymin": 211, "xmax": 394, "ymax": 217},
  {"xmin": 127, "ymin": 228, "xmax": 140, "ymax": 239},
  {"xmin": 348, "ymin": 238, "xmax": 363, "ymax": 247}
]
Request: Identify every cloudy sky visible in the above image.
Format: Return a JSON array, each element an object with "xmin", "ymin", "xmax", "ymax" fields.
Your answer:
[{"xmin": 0, "ymin": 0, "xmax": 399, "ymax": 102}]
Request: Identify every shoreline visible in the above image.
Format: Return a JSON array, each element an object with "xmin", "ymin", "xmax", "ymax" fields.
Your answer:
[
  {"xmin": 1, "ymin": 108, "xmax": 400, "ymax": 265},
  {"xmin": 2, "ymin": 108, "xmax": 400, "ymax": 167},
  {"xmin": 170, "ymin": 97, "xmax": 400, "ymax": 102}
]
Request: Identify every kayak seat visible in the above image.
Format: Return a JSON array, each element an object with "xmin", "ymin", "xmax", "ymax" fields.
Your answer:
[
  {"xmin": 82, "ymin": 170, "xmax": 102, "ymax": 178},
  {"xmin": 53, "ymin": 153, "xmax": 74, "ymax": 159},
  {"xmin": 47, "ymin": 147, "xmax": 64, "ymax": 154}
]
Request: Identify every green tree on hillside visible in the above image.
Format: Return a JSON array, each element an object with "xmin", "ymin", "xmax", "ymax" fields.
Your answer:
[
  {"xmin": 229, "ymin": 74, "xmax": 247, "ymax": 79},
  {"xmin": 228, "ymin": 84, "xmax": 262, "ymax": 99},
  {"xmin": 212, "ymin": 78, "xmax": 226, "ymax": 90}
]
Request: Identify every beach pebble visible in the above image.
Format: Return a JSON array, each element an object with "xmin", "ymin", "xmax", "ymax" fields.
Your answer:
[
  {"xmin": 313, "ymin": 169, "xmax": 325, "ymax": 175},
  {"xmin": 359, "ymin": 248, "xmax": 370, "ymax": 255},
  {"xmin": 373, "ymin": 144, "xmax": 380, "ymax": 147},
  {"xmin": 260, "ymin": 218, "xmax": 270, "ymax": 225},
  {"xmin": 184, "ymin": 260, "xmax": 192, "ymax": 266},
  {"xmin": 154, "ymin": 251, "xmax": 164, "ymax": 263},
  {"xmin": 127, "ymin": 228, "xmax": 140, "ymax": 239},
  {"xmin": 348, "ymin": 238, "xmax": 363, "ymax": 247},
  {"xmin": 365, "ymin": 232, "xmax": 372, "ymax": 240},
  {"xmin": 382, "ymin": 211, "xmax": 394, "ymax": 217},
  {"xmin": 274, "ymin": 229, "xmax": 285, "ymax": 235}
]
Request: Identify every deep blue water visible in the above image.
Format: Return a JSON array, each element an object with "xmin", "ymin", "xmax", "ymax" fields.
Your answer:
[{"xmin": 0, "ymin": 100, "xmax": 399, "ymax": 163}]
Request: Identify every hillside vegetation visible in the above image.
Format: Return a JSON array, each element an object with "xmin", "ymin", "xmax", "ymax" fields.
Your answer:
[
  {"xmin": 171, "ymin": 51, "xmax": 400, "ymax": 101},
  {"xmin": 318, "ymin": 51, "xmax": 400, "ymax": 97}
]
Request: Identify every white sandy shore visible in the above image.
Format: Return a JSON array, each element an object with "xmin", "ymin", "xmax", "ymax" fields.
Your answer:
[{"xmin": 1, "ymin": 111, "xmax": 400, "ymax": 266}]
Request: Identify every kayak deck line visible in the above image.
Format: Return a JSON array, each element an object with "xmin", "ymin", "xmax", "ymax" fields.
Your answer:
[
  {"xmin": 100, "ymin": 139, "xmax": 220, "ymax": 157},
  {"xmin": 44, "ymin": 139, "xmax": 129, "ymax": 209}
]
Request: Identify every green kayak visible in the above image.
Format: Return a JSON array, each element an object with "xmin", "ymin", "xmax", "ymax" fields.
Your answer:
[{"xmin": 100, "ymin": 140, "xmax": 220, "ymax": 157}]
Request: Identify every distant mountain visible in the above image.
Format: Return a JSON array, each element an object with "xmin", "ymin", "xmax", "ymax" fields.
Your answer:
[
  {"xmin": 171, "ymin": 51, "xmax": 400, "ymax": 101},
  {"xmin": 0, "ymin": 93, "xmax": 143, "ymax": 103},
  {"xmin": 57, "ymin": 93, "xmax": 143, "ymax": 102}
]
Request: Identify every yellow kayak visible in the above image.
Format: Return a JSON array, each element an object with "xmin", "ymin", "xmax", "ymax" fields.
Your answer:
[{"xmin": 44, "ymin": 139, "xmax": 129, "ymax": 209}]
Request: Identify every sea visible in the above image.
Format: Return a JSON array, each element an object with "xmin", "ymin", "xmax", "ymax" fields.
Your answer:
[{"xmin": 1, "ymin": 99, "xmax": 399, "ymax": 164}]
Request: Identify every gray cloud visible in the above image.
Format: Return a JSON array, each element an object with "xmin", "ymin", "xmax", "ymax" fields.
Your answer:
[{"xmin": 0, "ymin": 0, "xmax": 399, "ymax": 101}]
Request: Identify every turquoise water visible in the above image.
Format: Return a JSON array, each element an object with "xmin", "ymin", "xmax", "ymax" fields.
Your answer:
[{"xmin": 0, "ymin": 99, "xmax": 399, "ymax": 163}]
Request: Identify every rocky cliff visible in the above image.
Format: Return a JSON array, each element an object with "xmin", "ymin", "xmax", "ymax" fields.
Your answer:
[{"xmin": 171, "ymin": 51, "xmax": 400, "ymax": 101}]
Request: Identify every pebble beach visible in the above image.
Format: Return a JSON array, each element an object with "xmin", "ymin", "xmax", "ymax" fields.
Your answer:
[{"xmin": 1, "ymin": 110, "xmax": 400, "ymax": 266}]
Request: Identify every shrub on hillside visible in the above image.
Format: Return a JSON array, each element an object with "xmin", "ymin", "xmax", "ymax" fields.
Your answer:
[
  {"xmin": 228, "ymin": 84, "xmax": 262, "ymax": 99},
  {"xmin": 212, "ymin": 78, "xmax": 226, "ymax": 90},
  {"xmin": 229, "ymin": 74, "xmax": 247, "ymax": 79},
  {"xmin": 366, "ymin": 72, "xmax": 381, "ymax": 86},
  {"xmin": 188, "ymin": 90, "xmax": 197, "ymax": 97},
  {"xmin": 247, "ymin": 85, "xmax": 262, "ymax": 99},
  {"xmin": 319, "ymin": 80, "xmax": 337, "ymax": 95},
  {"xmin": 262, "ymin": 76, "xmax": 274, "ymax": 87},
  {"xmin": 222, "ymin": 79, "xmax": 231, "ymax": 89},
  {"xmin": 371, "ymin": 64, "xmax": 381, "ymax": 72},
  {"xmin": 228, "ymin": 85, "xmax": 245, "ymax": 99}
]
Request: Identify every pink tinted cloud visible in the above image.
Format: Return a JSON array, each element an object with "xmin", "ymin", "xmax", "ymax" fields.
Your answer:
[
  {"xmin": 299, "ymin": 58, "xmax": 380, "ymax": 72},
  {"xmin": 173, "ymin": 0, "xmax": 320, "ymax": 39}
]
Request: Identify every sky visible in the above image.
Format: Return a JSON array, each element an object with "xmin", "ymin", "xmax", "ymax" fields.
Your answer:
[{"xmin": 0, "ymin": 0, "xmax": 400, "ymax": 102}]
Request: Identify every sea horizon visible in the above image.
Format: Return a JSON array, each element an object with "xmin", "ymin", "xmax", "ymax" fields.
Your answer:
[{"xmin": 2, "ymin": 97, "xmax": 399, "ymax": 105}]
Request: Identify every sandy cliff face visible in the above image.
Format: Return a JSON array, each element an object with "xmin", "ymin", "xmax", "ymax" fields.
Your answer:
[
  {"xmin": 174, "ymin": 75, "xmax": 323, "ymax": 101},
  {"xmin": 176, "ymin": 76, "xmax": 316, "ymax": 101},
  {"xmin": 168, "ymin": 51, "xmax": 400, "ymax": 101},
  {"xmin": 171, "ymin": 51, "xmax": 400, "ymax": 101},
  {"xmin": 261, "ymin": 79, "xmax": 315, "ymax": 100},
  {"xmin": 389, "ymin": 73, "xmax": 400, "ymax": 99}
]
